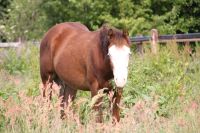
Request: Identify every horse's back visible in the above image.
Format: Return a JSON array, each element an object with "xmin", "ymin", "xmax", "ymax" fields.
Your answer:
[
  {"xmin": 40, "ymin": 22, "xmax": 89, "ymax": 58},
  {"xmin": 40, "ymin": 22, "xmax": 89, "ymax": 51},
  {"xmin": 40, "ymin": 22, "xmax": 89, "ymax": 84}
]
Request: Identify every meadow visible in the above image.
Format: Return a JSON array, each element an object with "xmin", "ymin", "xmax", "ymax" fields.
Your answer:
[{"xmin": 0, "ymin": 42, "xmax": 200, "ymax": 133}]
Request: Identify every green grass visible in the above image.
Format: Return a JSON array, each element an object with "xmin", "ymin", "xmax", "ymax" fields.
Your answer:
[{"xmin": 0, "ymin": 43, "xmax": 200, "ymax": 132}]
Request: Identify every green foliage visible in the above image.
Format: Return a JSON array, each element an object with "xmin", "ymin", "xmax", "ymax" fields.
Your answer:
[
  {"xmin": 41, "ymin": 0, "xmax": 111, "ymax": 30},
  {"xmin": 0, "ymin": 44, "xmax": 40, "ymax": 100},
  {"xmin": 0, "ymin": 0, "xmax": 11, "ymax": 19},
  {"xmin": 151, "ymin": 0, "xmax": 200, "ymax": 34},
  {"xmin": 123, "ymin": 44, "xmax": 200, "ymax": 117},
  {"xmin": 2, "ymin": 48, "xmax": 28, "ymax": 74},
  {"xmin": 0, "ymin": 0, "xmax": 46, "ymax": 41},
  {"xmin": 0, "ymin": 0, "xmax": 11, "ymax": 41},
  {"xmin": 1, "ymin": 0, "xmax": 200, "ymax": 41},
  {"xmin": 41, "ymin": 0, "xmax": 200, "ymax": 35},
  {"xmin": 1, "ymin": 44, "xmax": 39, "ymax": 75}
]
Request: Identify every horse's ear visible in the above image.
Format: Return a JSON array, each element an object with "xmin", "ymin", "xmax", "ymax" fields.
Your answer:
[
  {"xmin": 123, "ymin": 29, "xmax": 131, "ymax": 45},
  {"xmin": 108, "ymin": 29, "xmax": 113, "ymax": 39},
  {"xmin": 123, "ymin": 29, "xmax": 129, "ymax": 37}
]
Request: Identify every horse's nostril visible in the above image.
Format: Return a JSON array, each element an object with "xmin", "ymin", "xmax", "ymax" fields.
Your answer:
[{"xmin": 115, "ymin": 78, "xmax": 126, "ymax": 82}]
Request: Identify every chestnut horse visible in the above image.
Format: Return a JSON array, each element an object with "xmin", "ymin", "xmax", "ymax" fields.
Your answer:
[{"xmin": 40, "ymin": 22, "xmax": 131, "ymax": 122}]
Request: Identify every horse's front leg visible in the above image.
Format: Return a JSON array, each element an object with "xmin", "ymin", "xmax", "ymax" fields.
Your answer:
[
  {"xmin": 112, "ymin": 88, "xmax": 123, "ymax": 123},
  {"xmin": 89, "ymin": 80, "xmax": 103, "ymax": 123}
]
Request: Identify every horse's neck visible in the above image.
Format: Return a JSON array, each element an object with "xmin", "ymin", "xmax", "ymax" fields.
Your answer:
[
  {"xmin": 103, "ymin": 58, "xmax": 113, "ymax": 80},
  {"xmin": 95, "ymin": 42, "xmax": 113, "ymax": 80},
  {"xmin": 88, "ymin": 32, "xmax": 113, "ymax": 80}
]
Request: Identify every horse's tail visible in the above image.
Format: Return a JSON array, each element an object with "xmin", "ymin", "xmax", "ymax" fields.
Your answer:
[
  {"xmin": 40, "ymin": 34, "xmax": 54, "ymax": 84},
  {"xmin": 40, "ymin": 32, "xmax": 63, "ymax": 88}
]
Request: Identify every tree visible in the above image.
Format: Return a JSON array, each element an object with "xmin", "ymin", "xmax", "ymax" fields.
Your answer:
[
  {"xmin": 1, "ymin": 0, "xmax": 200, "ymax": 41},
  {"xmin": 41, "ymin": 0, "xmax": 153, "ymax": 35},
  {"xmin": 150, "ymin": 0, "xmax": 200, "ymax": 34},
  {"xmin": 0, "ymin": 0, "xmax": 11, "ymax": 41},
  {"xmin": 42, "ymin": 0, "xmax": 112, "ymax": 30},
  {"xmin": 0, "ymin": 0, "xmax": 11, "ymax": 19},
  {"xmin": 0, "ymin": 0, "xmax": 47, "ymax": 41}
]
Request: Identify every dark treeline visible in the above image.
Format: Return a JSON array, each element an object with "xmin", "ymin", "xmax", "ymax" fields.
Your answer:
[{"xmin": 0, "ymin": 0, "xmax": 200, "ymax": 41}]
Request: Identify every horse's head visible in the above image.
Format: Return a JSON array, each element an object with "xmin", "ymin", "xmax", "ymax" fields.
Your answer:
[{"xmin": 100, "ymin": 26, "xmax": 131, "ymax": 88}]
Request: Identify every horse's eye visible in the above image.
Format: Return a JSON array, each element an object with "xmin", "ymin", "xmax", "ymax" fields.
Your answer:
[
  {"xmin": 128, "ymin": 52, "xmax": 132, "ymax": 56},
  {"xmin": 107, "ymin": 53, "xmax": 111, "ymax": 57}
]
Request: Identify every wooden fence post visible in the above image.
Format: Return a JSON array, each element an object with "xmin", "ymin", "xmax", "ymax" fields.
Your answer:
[
  {"xmin": 184, "ymin": 41, "xmax": 192, "ymax": 55},
  {"xmin": 16, "ymin": 38, "xmax": 22, "ymax": 57},
  {"xmin": 151, "ymin": 29, "xmax": 158, "ymax": 54},
  {"xmin": 136, "ymin": 35, "xmax": 144, "ymax": 56}
]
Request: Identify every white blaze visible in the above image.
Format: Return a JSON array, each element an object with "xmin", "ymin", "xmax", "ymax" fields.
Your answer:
[{"xmin": 108, "ymin": 45, "xmax": 131, "ymax": 88}]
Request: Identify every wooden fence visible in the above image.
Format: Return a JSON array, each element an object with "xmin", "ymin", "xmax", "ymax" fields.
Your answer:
[
  {"xmin": 1, "ymin": 29, "xmax": 200, "ymax": 55},
  {"xmin": 130, "ymin": 29, "xmax": 200, "ymax": 55},
  {"xmin": 0, "ymin": 42, "xmax": 20, "ymax": 48},
  {"xmin": 0, "ymin": 41, "xmax": 39, "ymax": 48}
]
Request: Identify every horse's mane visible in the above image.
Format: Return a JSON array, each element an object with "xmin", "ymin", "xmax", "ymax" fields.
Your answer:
[{"xmin": 99, "ymin": 25, "xmax": 110, "ymax": 57}]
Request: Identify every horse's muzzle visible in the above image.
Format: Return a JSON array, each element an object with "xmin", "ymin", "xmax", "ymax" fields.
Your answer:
[{"xmin": 114, "ymin": 77, "xmax": 127, "ymax": 88}]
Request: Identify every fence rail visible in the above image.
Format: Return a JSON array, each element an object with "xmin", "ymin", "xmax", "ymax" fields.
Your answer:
[
  {"xmin": 130, "ymin": 33, "xmax": 200, "ymax": 43},
  {"xmin": 131, "ymin": 29, "xmax": 200, "ymax": 55},
  {"xmin": 0, "ymin": 42, "xmax": 20, "ymax": 48},
  {"xmin": 0, "ymin": 41, "xmax": 39, "ymax": 48}
]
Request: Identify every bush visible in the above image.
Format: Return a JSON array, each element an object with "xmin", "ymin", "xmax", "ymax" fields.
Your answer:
[
  {"xmin": 0, "ymin": 44, "xmax": 40, "ymax": 99},
  {"xmin": 123, "ymin": 44, "xmax": 200, "ymax": 117}
]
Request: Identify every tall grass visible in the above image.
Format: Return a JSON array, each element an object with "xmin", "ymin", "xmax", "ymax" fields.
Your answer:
[{"xmin": 0, "ymin": 43, "xmax": 200, "ymax": 132}]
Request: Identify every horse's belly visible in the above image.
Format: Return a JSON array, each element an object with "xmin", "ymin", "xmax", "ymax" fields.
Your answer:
[
  {"xmin": 64, "ymin": 76, "xmax": 89, "ymax": 91},
  {"xmin": 56, "ymin": 68, "xmax": 89, "ymax": 90},
  {"xmin": 54, "ymin": 56, "xmax": 89, "ymax": 90},
  {"xmin": 53, "ymin": 34, "xmax": 92, "ymax": 90}
]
